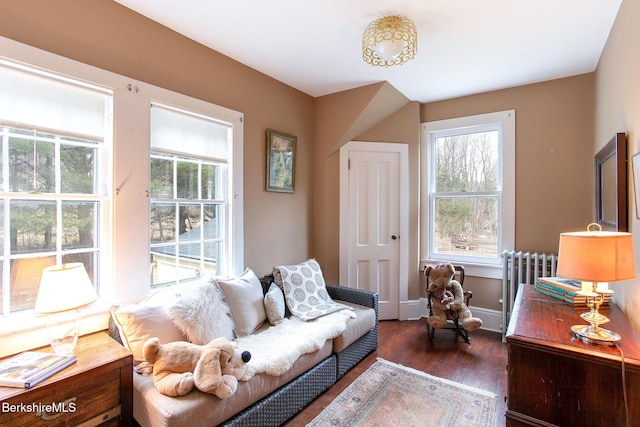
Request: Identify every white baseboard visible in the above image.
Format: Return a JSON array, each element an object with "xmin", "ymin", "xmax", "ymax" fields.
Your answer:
[
  {"xmin": 399, "ymin": 300, "xmax": 423, "ymax": 321},
  {"xmin": 470, "ymin": 306, "xmax": 503, "ymax": 333},
  {"xmin": 399, "ymin": 298, "xmax": 503, "ymax": 334}
]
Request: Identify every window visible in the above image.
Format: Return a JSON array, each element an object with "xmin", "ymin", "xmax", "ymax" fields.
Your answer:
[
  {"xmin": 0, "ymin": 59, "xmax": 112, "ymax": 314},
  {"xmin": 149, "ymin": 104, "xmax": 233, "ymax": 286},
  {"xmin": 421, "ymin": 110, "xmax": 515, "ymax": 276}
]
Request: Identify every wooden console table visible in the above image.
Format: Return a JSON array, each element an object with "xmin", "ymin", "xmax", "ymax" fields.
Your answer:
[{"xmin": 506, "ymin": 284, "xmax": 640, "ymax": 427}]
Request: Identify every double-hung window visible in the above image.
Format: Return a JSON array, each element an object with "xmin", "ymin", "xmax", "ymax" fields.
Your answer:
[
  {"xmin": 149, "ymin": 103, "xmax": 233, "ymax": 286},
  {"xmin": 421, "ymin": 110, "xmax": 515, "ymax": 276},
  {"xmin": 0, "ymin": 59, "xmax": 111, "ymax": 314}
]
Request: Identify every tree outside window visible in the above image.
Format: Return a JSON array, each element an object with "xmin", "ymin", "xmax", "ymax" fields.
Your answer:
[
  {"xmin": 432, "ymin": 131, "xmax": 499, "ymax": 258},
  {"xmin": 1, "ymin": 128, "xmax": 101, "ymax": 313},
  {"xmin": 149, "ymin": 153, "xmax": 226, "ymax": 287}
]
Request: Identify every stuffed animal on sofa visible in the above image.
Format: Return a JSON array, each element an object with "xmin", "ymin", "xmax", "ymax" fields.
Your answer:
[
  {"xmin": 424, "ymin": 263, "xmax": 482, "ymax": 331},
  {"xmin": 142, "ymin": 336, "xmax": 251, "ymax": 398}
]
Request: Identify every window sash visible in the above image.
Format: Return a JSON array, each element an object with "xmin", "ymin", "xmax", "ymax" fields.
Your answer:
[
  {"xmin": 427, "ymin": 126, "xmax": 503, "ymax": 263},
  {"xmin": 0, "ymin": 193, "xmax": 105, "ymax": 315},
  {"xmin": 430, "ymin": 194, "xmax": 500, "ymax": 263},
  {"xmin": 149, "ymin": 150, "xmax": 230, "ymax": 286}
]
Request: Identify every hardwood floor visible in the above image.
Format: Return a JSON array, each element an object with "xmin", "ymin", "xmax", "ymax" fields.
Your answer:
[{"xmin": 284, "ymin": 318, "xmax": 508, "ymax": 427}]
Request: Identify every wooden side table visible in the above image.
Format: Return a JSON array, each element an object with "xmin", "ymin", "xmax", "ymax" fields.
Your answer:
[
  {"xmin": 0, "ymin": 331, "xmax": 133, "ymax": 426},
  {"xmin": 505, "ymin": 284, "xmax": 640, "ymax": 427}
]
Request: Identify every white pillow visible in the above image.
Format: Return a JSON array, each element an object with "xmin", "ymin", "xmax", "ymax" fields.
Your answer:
[
  {"xmin": 110, "ymin": 303, "xmax": 187, "ymax": 362},
  {"xmin": 264, "ymin": 282, "xmax": 286, "ymax": 325},
  {"xmin": 168, "ymin": 277, "xmax": 235, "ymax": 344},
  {"xmin": 218, "ymin": 268, "xmax": 267, "ymax": 337}
]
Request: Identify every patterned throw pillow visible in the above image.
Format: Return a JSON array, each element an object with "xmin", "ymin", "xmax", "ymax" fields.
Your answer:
[
  {"xmin": 264, "ymin": 283, "xmax": 286, "ymax": 325},
  {"xmin": 273, "ymin": 259, "xmax": 353, "ymax": 321}
]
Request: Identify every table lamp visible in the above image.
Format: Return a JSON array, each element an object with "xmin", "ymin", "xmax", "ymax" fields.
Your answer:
[
  {"xmin": 557, "ymin": 223, "xmax": 635, "ymax": 345},
  {"xmin": 35, "ymin": 263, "xmax": 98, "ymax": 355}
]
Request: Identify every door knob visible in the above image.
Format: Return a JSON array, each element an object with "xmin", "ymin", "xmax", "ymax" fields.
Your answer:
[{"xmin": 391, "ymin": 235, "xmax": 398, "ymax": 240}]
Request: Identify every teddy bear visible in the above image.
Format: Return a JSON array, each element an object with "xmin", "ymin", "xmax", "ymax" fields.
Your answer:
[
  {"xmin": 424, "ymin": 263, "xmax": 482, "ymax": 332},
  {"xmin": 142, "ymin": 336, "xmax": 251, "ymax": 398}
]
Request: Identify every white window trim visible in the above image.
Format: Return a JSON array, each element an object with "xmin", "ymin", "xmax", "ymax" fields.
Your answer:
[
  {"xmin": 0, "ymin": 36, "xmax": 244, "ymax": 356},
  {"xmin": 420, "ymin": 110, "xmax": 515, "ymax": 279}
]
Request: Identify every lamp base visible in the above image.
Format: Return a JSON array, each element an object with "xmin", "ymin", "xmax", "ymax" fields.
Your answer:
[
  {"xmin": 571, "ymin": 324, "xmax": 620, "ymax": 346},
  {"xmin": 46, "ymin": 309, "xmax": 80, "ymax": 356}
]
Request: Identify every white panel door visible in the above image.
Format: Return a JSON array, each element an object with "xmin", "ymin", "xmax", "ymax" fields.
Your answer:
[{"xmin": 340, "ymin": 142, "xmax": 408, "ymax": 320}]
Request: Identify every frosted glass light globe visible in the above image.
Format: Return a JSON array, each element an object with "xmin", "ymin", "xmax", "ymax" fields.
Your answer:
[{"xmin": 374, "ymin": 40, "xmax": 405, "ymax": 61}]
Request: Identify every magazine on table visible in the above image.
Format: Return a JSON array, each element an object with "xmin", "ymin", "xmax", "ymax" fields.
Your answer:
[{"xmin": 0, "ymin": 351, "xmax": 77, "ymax": 388}]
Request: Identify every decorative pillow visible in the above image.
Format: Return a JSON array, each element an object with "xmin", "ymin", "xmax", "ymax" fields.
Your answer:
[
  {"xmin": 217, "ymin": 268, "xmax": 267, "ymax": 337},
  {"xmin": 110, "ymin": 303, "xmax": 187, "ymax": 362},
  {"xmin": 168, "ymin": 276, "xmax": 235, "ymax": 344},
  {"xmin": 264, "ymin": 282, "xmax": 286, "ymax": 325},
  {"xmin": 273, "ymin": 259, "xmax": 353, "ymax": 321}
]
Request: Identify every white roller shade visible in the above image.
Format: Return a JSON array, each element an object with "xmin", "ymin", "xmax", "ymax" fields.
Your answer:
[
  {"xmin": 150, "ymin": 103, "xmax": 230, "ymax": 160},
  {"xmin": 0, "ymin": 59, "xmax": 110, "ymax": 139}
]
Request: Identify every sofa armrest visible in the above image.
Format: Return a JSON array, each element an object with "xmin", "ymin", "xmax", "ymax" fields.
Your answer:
[{"xmin": 326, "ymin": 284, "xmax": 378, "ymax": 316}]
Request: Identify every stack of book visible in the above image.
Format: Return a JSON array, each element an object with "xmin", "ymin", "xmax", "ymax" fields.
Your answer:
[{"xmin": 534, "ymin": 277, "xmax": 611, "ymax": 307}]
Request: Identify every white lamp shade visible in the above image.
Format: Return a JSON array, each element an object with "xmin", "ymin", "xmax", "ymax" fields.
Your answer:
[
  {"xmin": 35, "ymin": 263, "xmax": 97, "ymax": 313},
  {"xmin": 557, "ymin": 229, "xmax": 636, "ymax": 282}
]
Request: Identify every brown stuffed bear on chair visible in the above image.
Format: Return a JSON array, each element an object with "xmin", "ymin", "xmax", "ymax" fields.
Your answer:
[{"xmin": 424, "ymin": 263, "xmax": 482, "ymax": 341}]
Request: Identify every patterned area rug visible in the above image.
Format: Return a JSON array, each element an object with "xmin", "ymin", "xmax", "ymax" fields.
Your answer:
[{"xmin": 307, "ymin": 358, "xmax": 496, "ymax": 427}]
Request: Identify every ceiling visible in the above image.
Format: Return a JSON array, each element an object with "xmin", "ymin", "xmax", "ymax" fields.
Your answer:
[{"xmin": 114, "ymin": 0, "xmax": 622, "ymax": 103}]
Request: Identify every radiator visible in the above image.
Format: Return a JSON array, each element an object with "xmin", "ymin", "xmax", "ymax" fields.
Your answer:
[{"xmin": 501, "ymin": 250, "xmax": 558, "ymax": 341}]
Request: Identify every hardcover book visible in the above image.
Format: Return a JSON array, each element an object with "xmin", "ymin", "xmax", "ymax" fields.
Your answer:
[
  {"xmin": 534, "ymin": 277, "xmax": 610, "ymax": 306},
  {"xmin": 0, "ymin": 351, "xmax": 77, "ymax": 388},
  {"xmin": 536, "ymin": 277, "xmax": 582, "ymax": 294}
]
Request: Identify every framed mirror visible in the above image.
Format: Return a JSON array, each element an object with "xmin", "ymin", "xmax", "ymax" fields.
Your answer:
[{"xmin": 595, "ymin": 132, "xmax": 627, "ymax": 231}]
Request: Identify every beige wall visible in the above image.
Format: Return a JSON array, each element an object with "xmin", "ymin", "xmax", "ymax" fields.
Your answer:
[
  {"xmin": 0, "ymin": 0, "xmax": 316, "ymax": 277},
  {"xmin": 420, "ymin": 75, "xmax": 595, "ymax": 310},
  {"xmin": 595, "ymin": 0, "xmax": 640, "ymax": 333},
  {"xmin": 313, "ymin": 83, "xmax": 411, "ymax": 282}
]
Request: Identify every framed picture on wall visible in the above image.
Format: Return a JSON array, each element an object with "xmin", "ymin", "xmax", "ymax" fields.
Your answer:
[{"xmin": 266, "ymin": 129, "xmax": 296, "ymax": 193}]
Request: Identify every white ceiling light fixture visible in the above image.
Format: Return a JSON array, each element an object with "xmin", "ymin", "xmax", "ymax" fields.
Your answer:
[{"xmin": 362, "ymin": 15, "xmax": 418, "ymax": 67}]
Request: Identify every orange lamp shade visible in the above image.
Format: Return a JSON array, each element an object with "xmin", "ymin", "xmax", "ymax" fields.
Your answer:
[{"xmin": 557, "ymin": 228, "xmax": 635, "ymax": 283}]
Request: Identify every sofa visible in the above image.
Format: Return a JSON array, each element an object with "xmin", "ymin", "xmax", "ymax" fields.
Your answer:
[{"xmin": 109, "ymin": 260, "xmax": 378, "ymax": 427}]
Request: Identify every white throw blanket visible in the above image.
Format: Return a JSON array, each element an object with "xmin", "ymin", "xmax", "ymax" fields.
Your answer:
[{"xmin": 235, "ymin": 310, "xmax": 356, "ymax": 380}]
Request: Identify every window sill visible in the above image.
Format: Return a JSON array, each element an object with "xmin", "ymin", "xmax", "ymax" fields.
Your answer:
[
  {"xmin": 421, "ymin": 259, "xmax": 503, "ymax": 280},
  {"xmin": 0, "ymin": 300, "xmax": 111, "ymax": 358}
]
